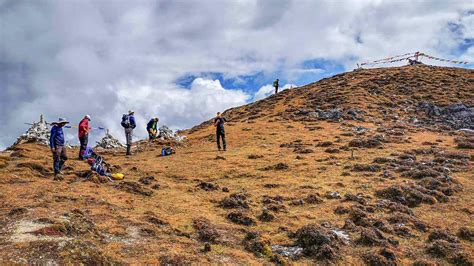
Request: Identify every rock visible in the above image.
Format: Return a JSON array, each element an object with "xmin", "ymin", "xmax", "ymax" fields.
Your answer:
[
  {"xmin": 158, "ymin": 125, "xmax": 186, "ymax": 141},
  {"xmin": 146, "ymin": 215, "xmax": 168, "ymax": 227},
  {"xmin": 317, "ymin": 141, "xmax": 333, "ymax": 147},
  {"xmin": 428, "ymin": 229, "xmax": 459, "ymax": 243},
  {"xmin": 426, "ymin": 240, "xmax": 460, "ymax": 258},
  {"xmin": 417, "ymin": 102, "xmax": 474, "ymax": 130},
  {"xmin": 458, "ymin": 226, "xmax": 474, "ymax": 242},
  {"xmin": 115, "ymin": 181, "xmax": 153, "ymax": 196},
  {"xmin": 324, "ymin": 148, "xmax": 340, "ymax": 153},
  {"xmin": 294, "ymin": 224, "xmax": 341, "ymax": 260},
  {"xmin": 331, "ymin": 229, "xmax": 350, "ymax": 244},
  {"xmin": 138, "ymin": 176, "xmax": 155, "ymax": 185},
  {"xmin": 227, "ymin": 211, "xmax": 255, "ymax": 226},
  {"xmin": 344, "ymin": 193, "xmax": 367, "ymax": 205},
  {"xmin": 243, "ymin": 232, "xmax": 273, "ymax": 257},
  {"xmin": 258, "ymin": 210, "xmax": 276, "ymax": 222},
  {"xmin": 325, "ymin": 191, "xmax": 342, "ymax": 199},
  {"xmin": 12, "ymin": 115, "xmax": 50, "ymax": 146},
  {"xmin": 248, "ymin": 154, "xmax": 264, "ymax": 159},
  {"xmin": 193, "ymin": 217, "xmax": 220, "ymax": 243},
  {"xmin": 305, "ymin": 194, "xmax": 324, "ymax": 204},
  {"xmin": 363, "ymin": 248, "xmax": 397, "ymax": 266},
  {"xmin": 294, "ymin": 147, "xmax": 314, "ymax": 154},
  {"xmin": 96, "ymin": 129, "xmax": 125, "ymax": 149},
  {"xmin": 353, "ymin": 164, "xmax": 381, "ymax": 172},
  {"xmin": 271, "ymin": 245, "xmax": 303, "ymax": 259},
  {"xmin": 260, "ymin": 163, "xmax": 289, "ymax": 171},
  {"xmin": 215, "ymin": 156, "xmax": 226, "ymax": 160},
  {"xmin": 198, "ymin": 182, "xmax": 219, "ymax": 191},
  {"xmin": 334, "ymin": 206, "xmax": 350, "ymax": 215},
  {"xmin": 356, "ymin": 228, "xmax": 387, "ymax": 246},
  {"xmin": 8, "ymin": 207, "xmax": 28, "ymax": 216},
  {"xmin": 348, "ymin": 135, "xmax": 384, "ymax": 148},
  {"xmin": 219, "ymin": 193, "xmax": 250, "ymax": 209}
]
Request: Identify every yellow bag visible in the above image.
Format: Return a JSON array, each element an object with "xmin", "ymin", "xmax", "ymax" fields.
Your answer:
[{"xmin": 111, "ymin": 173, "xmax": 124, "ymax": 180}]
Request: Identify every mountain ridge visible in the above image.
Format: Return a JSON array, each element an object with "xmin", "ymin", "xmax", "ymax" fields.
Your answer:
[{"xmin": 0, "ymin": 65, "xmax": 473, "ymax": 265}]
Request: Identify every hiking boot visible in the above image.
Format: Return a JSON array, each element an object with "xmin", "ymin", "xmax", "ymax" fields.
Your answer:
[{"xmin": 54, "ymin": 174, "xmax": 64, "ymax": 181}]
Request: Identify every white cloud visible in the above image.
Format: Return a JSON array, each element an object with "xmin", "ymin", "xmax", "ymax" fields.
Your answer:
[
  {"xmin": 253, "ymin": 83, "xmax": 296, "ymax": 101},
  {"xmin": 1, "ymin": 0, "xmax": 473, "ymax": 149}
]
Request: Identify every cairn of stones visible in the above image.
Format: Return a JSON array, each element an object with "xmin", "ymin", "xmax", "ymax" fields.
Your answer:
[
  {"xmin": 13, "ymin": 115, "xmax": 50, "ymax": 146},
  {"xmin": 96, "ymin": 129, "xmax": 125, "ymax": 149},
  {"xmin": 158, "ymin": 125, "xmax": 186, "ymax": 142}
]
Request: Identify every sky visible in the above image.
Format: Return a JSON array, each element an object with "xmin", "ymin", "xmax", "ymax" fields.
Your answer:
[{"xmin": 1, "ymin": 0, "xmax": 473, "ymax": 150}]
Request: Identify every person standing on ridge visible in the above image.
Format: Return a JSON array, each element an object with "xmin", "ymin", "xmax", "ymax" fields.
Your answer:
[
  {"xmin": 214, "ymin": 112, "xmax": 227, "ymax": 151},
  {"xmin": 273, "ymin": 78, "xmax": 279, "ymax": 94},
  {"xmin": 50, "ymin": 118, "xmax": 69, "ymax": 180},
  {"xmin": 121, "ymin": 110, "xmax": 136, "ymax": 155},
  {"xmin": 78, "ymin": 115, "xmax": 91, "ymax": 160},
  {"xmin": 147, "ymin": 117, "xmax": 159, "ymax": 141}
]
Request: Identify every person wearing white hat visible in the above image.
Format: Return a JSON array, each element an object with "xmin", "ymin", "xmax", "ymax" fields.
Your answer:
[
  {"xmin": 78, "ymin": 115, "xmax": 91, "ymax": 160},
  {"xmin": 121, "ymin": 110, "xmax": 136, "ymax": 155},
  {"xmin": 50, "ymin": 117, "xmax": 69, "ymax": 180}
]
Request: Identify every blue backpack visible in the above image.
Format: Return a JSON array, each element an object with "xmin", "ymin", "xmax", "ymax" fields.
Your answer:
[
  {"xmin": 161, "ymin": 147, "xmax": 174, "ymax": 156},
  {"xmin": 121, "ymin": 114, "xmax": 130, "ymax": 128}
]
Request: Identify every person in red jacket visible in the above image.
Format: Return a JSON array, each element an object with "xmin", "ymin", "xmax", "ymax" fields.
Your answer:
[{"xmin": 78, "ymin": 115, "xmax": 91, "ymax": 160}]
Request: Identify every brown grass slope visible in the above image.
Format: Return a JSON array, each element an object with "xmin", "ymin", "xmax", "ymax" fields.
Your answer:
[{"xmin": 0, "ymin": 65, "xmax": 473, "ymax": 265}]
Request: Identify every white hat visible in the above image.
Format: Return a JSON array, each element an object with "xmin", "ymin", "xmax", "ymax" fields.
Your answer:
[
  {"xmin": 85, "ymin": 115, "xmax": 91, "ymax": 120},
  {"xmin": 128, "ymin": 110, "xmax": 135, "ymax": 115},
  {"xmin": 52, "ymin": 117, "xmax": 69, "ymax": 125}
]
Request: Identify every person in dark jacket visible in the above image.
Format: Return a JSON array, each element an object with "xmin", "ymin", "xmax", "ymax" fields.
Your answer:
[
  {"xmin": 214, "ymin": 112, "xmax": 226, "ymax": 151},
  {"xmin": 146, "ymin": 117, "xmax": 159, "ymax": 140},
  {"xmin": 50, "ymin": 117, "xmax": 69, "ymax": 180},
  {"xmin": 273, "ymin": 79, "xmax": 279, "ymax": 94},
  {"xmin": 122, "ymin": 110, "xmax": 136, "ymax": 155},
  {"xmin": 78, "ymin": 115, "xmax": 91, "ymax": 160}
]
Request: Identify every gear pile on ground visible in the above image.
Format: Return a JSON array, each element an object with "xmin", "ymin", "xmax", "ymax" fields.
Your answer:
[
  {"xmin": 95, "ymin": 130, "xmax": 125, "ymax": 149},
  {"xmin": 13, "ymin": 115, "xmax": 50, "ymax": 146}
]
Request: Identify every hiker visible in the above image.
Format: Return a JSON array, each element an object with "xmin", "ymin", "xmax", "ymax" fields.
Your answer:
[
  {"xmin": 273, "ymin": 78, "xmax": 279, "ymax": 94},
  {"xmin": 121, "ymin": 110, "xmax": 136, "ymax": 155},
  {"xmin": 146, "ymin": 117, "xmax": 159, "ymax": 141},
  {"xmin": 214, "ymin": 112, "xmax": 226, "ymax": 151},
  {"xmin": 78, "ymin": 115, "xmax": 91, "ymax": 160},
  {"xmin": 50, "ymin": 118, "xmax": 69, "ymax": 180}
]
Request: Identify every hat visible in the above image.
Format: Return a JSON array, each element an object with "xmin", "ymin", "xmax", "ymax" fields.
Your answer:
[
  {"xmin": 85, "ymin": 115, "xmax": 91, "ymax": 120},
  {"xmin": 128, "ymin": 110, "xmax": 135, "ymax": 115},
  {"xmin": 52, "ymin": 117, "xmax": 69, "ymax": 125}
]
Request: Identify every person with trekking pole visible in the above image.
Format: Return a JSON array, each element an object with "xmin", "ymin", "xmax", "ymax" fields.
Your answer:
[
  {"xmin": 146, "ymin": 117, "xmax": 159, "ymax": 141},
  {"xmin": 78, "ymin": 115, "xmax": 91, "ymax": 160},
  {"xmin": 273, "ymin": 78, "xmax": 279, "ymax": 94},
  {"xmin": 121, "ymin": 110, "xmax": 136, "ymax": 156},
  {"xmin": 50, "ymin": 118, "xmax": 69, "ymax": 180},
  {"xmin": 214, "ymin": 112, "xmax": 226, "ymax": 151}
]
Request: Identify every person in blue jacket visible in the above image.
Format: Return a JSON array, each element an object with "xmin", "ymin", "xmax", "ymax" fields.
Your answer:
[
  {"xmin": 49, "ymin": 117, "xmax": 69, "ymax": 180},
  {"xmin": 121, "ymin": 110, "xmax": 136, "ymax": 155}
]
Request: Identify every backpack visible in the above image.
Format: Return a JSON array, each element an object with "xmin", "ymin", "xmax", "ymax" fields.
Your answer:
[
  {"xmin": 161, "ymin": 146, "xmax": 174, "ymax": 156},
  {"xmin": 121, "ymin": 114, "xmax": 130, "ymax": 128}
]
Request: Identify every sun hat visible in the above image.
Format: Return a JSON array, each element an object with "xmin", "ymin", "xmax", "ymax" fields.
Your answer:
[{"xmin": 52, "ymin": 117, "xmax": 69, "ymax": 125}]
